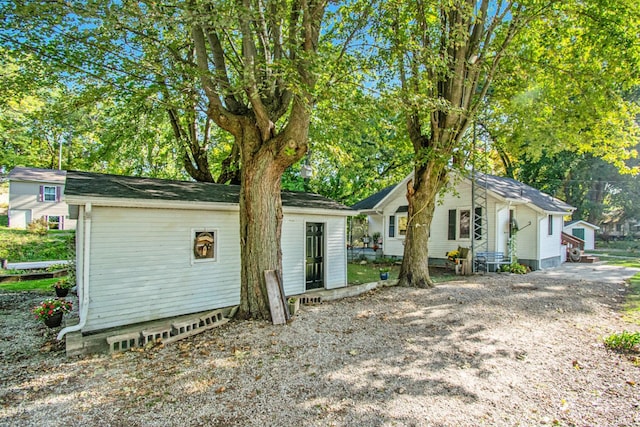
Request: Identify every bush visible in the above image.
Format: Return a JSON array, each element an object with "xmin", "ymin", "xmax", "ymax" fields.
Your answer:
[
  {"xmin": 604, "ymin": 331, "xmax": 640, "ymax": 353},
  {"xmin": 27, "ymin": 218, "xmax": 48, "ymax": 235},
  {"xmin": 500, "ymin": 263, "xmax": 528, "ymax": 274}
]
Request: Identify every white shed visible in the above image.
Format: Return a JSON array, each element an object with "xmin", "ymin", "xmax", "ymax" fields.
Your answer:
[
  {"xmin": 61, "ymin": 171, "xmax": 353, "ymax": 335},
  {"xmin": 563, "ymin": 220, "xmax": 599, "ymax": 250}
]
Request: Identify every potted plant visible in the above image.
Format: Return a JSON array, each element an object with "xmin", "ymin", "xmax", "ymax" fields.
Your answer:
[
  {"xmin": 32, "ymin": 298, "xmax": 72, "ymax": 328},
  {"xmin": 372, "ymin": 232, "xmax": 382, "ymax": 251},
  {"xmin": 52, "ymin": 278, "xmax": 73, "ymax": 297},
  {"xmin": 379, "ymin": 267, "xmax": 390, "ymax": 280},
  {"xmin": 446, "ymin": 249, "xmax": 460, "ymax": 262},
  {"xmin": 287, "ymin": 297, "xmax": 300, "ymax": 316}
]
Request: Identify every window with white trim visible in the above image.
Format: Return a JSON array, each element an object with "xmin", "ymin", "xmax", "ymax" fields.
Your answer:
[
  {"xmin": 40, "ymin": 186, "xmax": 59, "ymax": 202},
  {"xmin": 459, "ymin": 209, "xmax": 471, "ymax": 239},
  {"xmin": 47, "ymin": 215, "xmax": 61, "ymax": 230},
  {"xmin": 447, "ymin": 208, "xmax": 471, "ymax": 240}
]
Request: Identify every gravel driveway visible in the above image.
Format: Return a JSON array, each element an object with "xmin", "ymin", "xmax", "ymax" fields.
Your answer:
[{"xmin": 1, "ymin": 264, "xmax": 639, "ymax": 427}]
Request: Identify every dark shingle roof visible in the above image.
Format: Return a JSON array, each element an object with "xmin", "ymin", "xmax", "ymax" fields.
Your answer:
[
  {"xmin": 351, "ymin": 172, "xmax": 574, "ymax": 213},
  {"xmin": 64, "ymin": 171, "xmax": 353, "ymax": 212},
  {"xmin": 477, "ymin": 173, "xmax": 574, "ymax": 213},
  {"xmin": 351, "ymin": 185, "xmax": 395, "ymax": 210},
  {"xmin": 9, "ymin": 167, "xmax": 66, "ymax": 183}
]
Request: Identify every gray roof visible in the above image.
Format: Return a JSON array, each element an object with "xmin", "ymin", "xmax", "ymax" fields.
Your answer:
[
  {"xmin": 65, "ymin": 171, "xmax": 354, "ymax": 212},
  {"xmin": 351, "ymin": 185, "xmax": 395, "ymax": 210},
  {"xmin": 9, "ymin": 167, "xmax": 66, "ymax": 183},
  {"xmin": 352, "ymin": 172, "xmax": 574, "ymax": 214},
  {"xmin": 478, "ymin": 173, "xmax": 574, "ymax": 213}
]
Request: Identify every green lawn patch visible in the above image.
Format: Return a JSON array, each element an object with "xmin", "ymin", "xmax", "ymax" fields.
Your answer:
[
  {"xmin": 0, "ymin": 216, "xmax": 74, "ymax": 262},
  {"xmin": 0, "ymin": 277, "xmax": 58, "ymax": 293},
  {"xmin": 624, "ymin": 273, "xmax": 640, "ymax": 325},
  {"xmin": 347, "ymin": 262, "xmax": 456, "ymax": 285}
]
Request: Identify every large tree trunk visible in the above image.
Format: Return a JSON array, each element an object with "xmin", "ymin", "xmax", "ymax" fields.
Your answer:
[
  {"xmin": 398, "ymin": 162, "xmax": 447, "ymax": 288},
  {"xmin": 236, "ymin": 119, "xmax": 301, "ymax": 319}
]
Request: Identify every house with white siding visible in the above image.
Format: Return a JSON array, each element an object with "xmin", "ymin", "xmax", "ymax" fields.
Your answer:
[
  {"xmin": 8, "ymin": 167, "xmax": 76, "ymax": 230},
  {"xmin": 353, "ymin": 172, "xmax": 575, "ymax": 271},
  {"xmin": 59, "ymin": 171, "xmax": 353, "ymax": 342}
]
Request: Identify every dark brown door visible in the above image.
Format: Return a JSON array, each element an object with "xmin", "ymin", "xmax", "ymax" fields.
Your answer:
[{"xmin": 306, "ymin": 223, "xmax": 324, "ymax": 290}]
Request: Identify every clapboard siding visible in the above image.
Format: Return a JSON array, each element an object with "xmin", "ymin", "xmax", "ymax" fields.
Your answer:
[
  {"xmin": 325, "ymin": 216, "xmax": 347, "ymax": 289},
  {"xmin": 84, "ymin": 206, "xmax": 241, "ymax": 331},
  {"xmin": 281, "ymin": 216, "xmax": 305, "ymax": 296},
  {"xmin": 78, "ymin": 204, "xmax": 350, "ymax": 332},
  {"xmin": 539, "ymin": 212, "xmax": 562, "ymax": 260}
]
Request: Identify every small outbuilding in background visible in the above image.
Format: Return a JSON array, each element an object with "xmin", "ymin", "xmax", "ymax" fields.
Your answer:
[{"xmin": 563, "ymin": 220, "xmax": 599, "ymax": 251}]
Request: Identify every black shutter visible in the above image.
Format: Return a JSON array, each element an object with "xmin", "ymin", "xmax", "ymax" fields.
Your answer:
[
  {"xmin": 389, "ymin": 216, "xmax": 395, "ymax": 237},
  {"xmin": 448, "ymin": 209, "xmax": 456, "ymax": 240}
]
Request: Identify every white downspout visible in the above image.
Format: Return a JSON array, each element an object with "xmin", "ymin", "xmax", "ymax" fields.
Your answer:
[{"xmin": 58, "ymin": 203, "xmax": 92, "ymax": 340}]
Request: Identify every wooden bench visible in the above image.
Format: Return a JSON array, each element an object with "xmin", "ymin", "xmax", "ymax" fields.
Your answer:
[{"xmin": 475, "ymin": 251, "xmax": 511, "ymax": 272}]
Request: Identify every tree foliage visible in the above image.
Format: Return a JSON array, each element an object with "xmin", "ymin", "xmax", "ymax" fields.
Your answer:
[{"xmin": 484, "ymin": 0, "xmax": 640, "ymax": 178}]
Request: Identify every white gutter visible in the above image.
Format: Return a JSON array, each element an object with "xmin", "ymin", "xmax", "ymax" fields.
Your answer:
[{"xmin": 58, "ymin": 202, "xmax": 91, "ymax": 340}]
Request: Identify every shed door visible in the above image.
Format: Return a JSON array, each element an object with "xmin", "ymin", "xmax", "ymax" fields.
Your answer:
[
  {"xmin": 305, "ymin": 223, "xmax": 324, "ymax": 290},
  {"xmin": 572, "ymin": 228, "xmax": 585, "ymax": 240}
]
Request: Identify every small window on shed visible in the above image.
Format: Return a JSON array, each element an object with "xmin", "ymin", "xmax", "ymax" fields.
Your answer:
[{"xmin": 193, "ymin": 230, "xmax": 217, "ymax": 262}]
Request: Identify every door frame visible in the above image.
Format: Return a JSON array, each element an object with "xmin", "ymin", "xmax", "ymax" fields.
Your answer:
[{"xmin": 305, "ymin": 221, "xmax": 326, "ymax": 291}]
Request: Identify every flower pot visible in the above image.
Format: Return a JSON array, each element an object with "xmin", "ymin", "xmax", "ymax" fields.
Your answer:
[
  {"xmin": 44, "ymin": 312, "xmax": 63, "ymax": 328},
  {"xmin": 380, "ymin": 272, "xmax": 389, "ymax": 280},
  {"xmin": 288, "ymin": 298, "xmax": 300, "ymax": 316},
  {"xmin": 55, "ymin": 287, "xmax": 69, "ymax": 298}
]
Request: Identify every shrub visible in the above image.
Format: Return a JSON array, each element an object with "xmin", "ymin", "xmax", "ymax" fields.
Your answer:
[
  {"xmin": 500, "ymin": 263, "xmax": 528, "ymax": 274},
  {"xmin": 27, "ymin": 218, "xmax": 48, "ymax": 235},
  {"xmin": 604, "ymin": 331, "xmax": 640, "ymax": 353}
]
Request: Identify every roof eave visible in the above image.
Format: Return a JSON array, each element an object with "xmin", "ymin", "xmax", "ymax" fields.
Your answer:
[
  {"xmin": 373, "ymin": 173, "xmax": 414, "ymax": 210},
  {"xmin": 65, "ymin": 196, "xmax": 240, "ymax": 212},
  {"xmin": 65, "ymin": 195, "xmax": 354, "ymax": 216}
]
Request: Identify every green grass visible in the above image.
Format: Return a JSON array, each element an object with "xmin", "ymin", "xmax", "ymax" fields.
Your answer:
[
  {"xmin": 624, "ymin": 273, "xmax": 640, "ymax": 325},
  {"xmin": 596, "ymin": 255, "xmax": 640, "ymax": 325},
  {"xmin": 0, "ymin": 277, "xmax": 58, "ymax": 293},
  {"xmin": 347, "ymin": 262, "xmax": 456, "ymax": 285},
  {"xmin": 0, "ymin": 215, "xmax": 74, "ymax": 262}
]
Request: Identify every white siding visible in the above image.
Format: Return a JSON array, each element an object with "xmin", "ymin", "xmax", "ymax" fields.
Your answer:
[
  {"xmin": 539, "ymin": 213, "xmax": 563, "ymax": 261},
  {"xmin": 379, "ymin": 185, "xmax": 410, "ymax": 257},
  {"xmin": 8, "ymin": 181, "xmax": 76, "ymax": 230},
  {"xmin": 79, "ymin": 205, "xmax": 349, "ymax": 332},
  {"xmin": 323, "ymin": 216, "xmax": 347, "ymax": 289},
  {"xmin": 84, "ymin": 206, "xmax": 241, "ymax": 332},
  {"xmin": 281, "ymin": 216, "xmax": 305, "ymax": 296}
]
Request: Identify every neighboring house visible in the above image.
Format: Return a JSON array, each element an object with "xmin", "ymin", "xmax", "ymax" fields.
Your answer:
[
  {"xmin": 353, "ymin": 172, "xmax": 575, "ymax": 270},
  {"xmin": 59, "ymin": 171, "xmax": 353, "ymax": 339},
  {"xmin": 599, "ymin": 210, "xmax": 639, "ymax": 240},
  {"xmin": 8, "ymin": 167, "xmax": 76, "ymax": 230},
  {"xmin": 563, "ymin": 220, "xmax": 599, "ymax": 250}
]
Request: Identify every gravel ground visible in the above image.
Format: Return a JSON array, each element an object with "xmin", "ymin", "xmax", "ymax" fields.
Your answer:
[{"xmin": 1, "ymin": 270, "xmax": 639, "ymax": 427}]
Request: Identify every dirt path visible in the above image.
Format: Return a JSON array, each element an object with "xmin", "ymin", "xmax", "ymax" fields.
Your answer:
[{"xmin": 1, "ymin": 268, "xmax": 639, "ymax": 426}]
